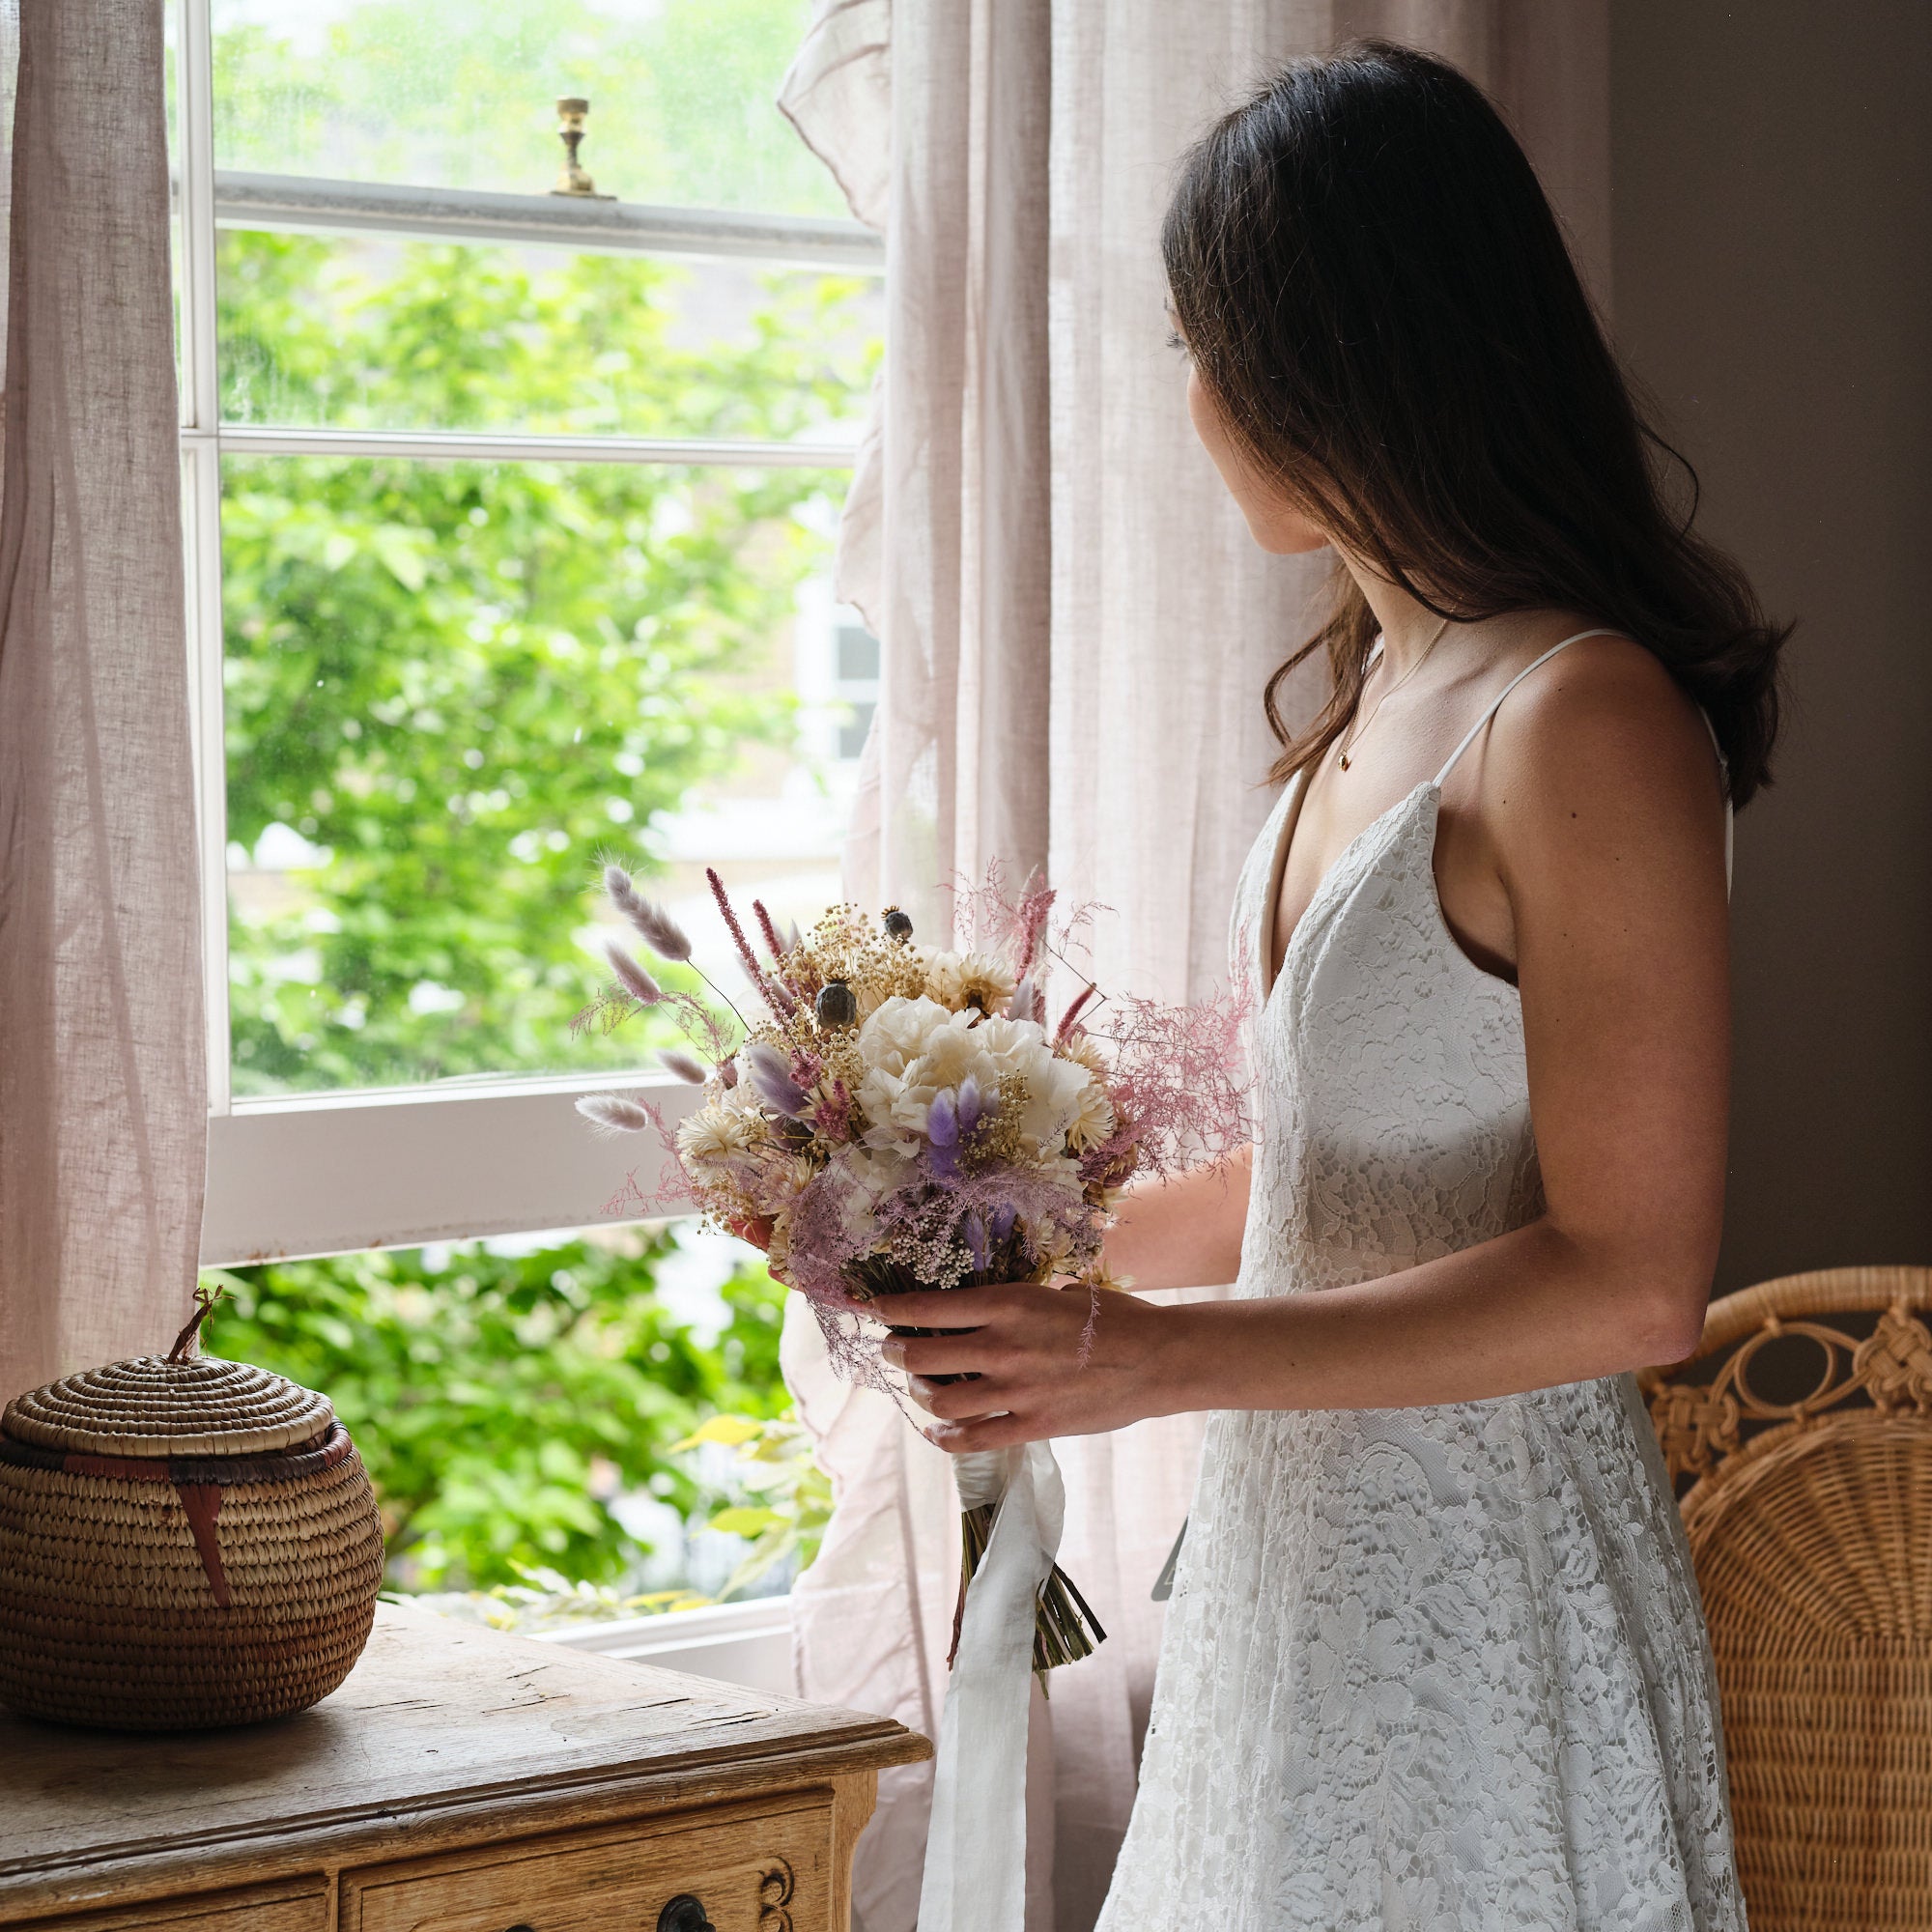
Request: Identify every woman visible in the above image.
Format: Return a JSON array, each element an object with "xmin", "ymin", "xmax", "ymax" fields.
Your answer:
[{"xmin": 883, "ymin": 39, "xmax": 1781, "ymax": 1931}]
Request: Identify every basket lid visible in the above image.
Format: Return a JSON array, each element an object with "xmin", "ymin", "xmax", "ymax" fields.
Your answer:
[{"xmin": 2, "ymin": 1353, "xmax": 334, "ymax": 1459}]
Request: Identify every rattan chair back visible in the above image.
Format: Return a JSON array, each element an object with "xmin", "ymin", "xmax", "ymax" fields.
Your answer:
[{"xmin": 1639, "ymin": 1264, "xmax": 1932, "ymax": 1931}]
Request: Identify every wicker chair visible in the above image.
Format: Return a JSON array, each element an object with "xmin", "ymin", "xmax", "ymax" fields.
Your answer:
[{"xmin": 1638, "ymin": 1264, "xmax": 1932, "ymax": 1931}]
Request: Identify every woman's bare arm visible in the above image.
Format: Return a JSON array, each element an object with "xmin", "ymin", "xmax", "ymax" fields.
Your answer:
[
  {"xmin": 887, "ymin": 643, "xmax": 1731, "ymax": 1447},
  {"xmin": 1102, "ymin": 1143, "xmax": 1253, "ymax": 1291}
]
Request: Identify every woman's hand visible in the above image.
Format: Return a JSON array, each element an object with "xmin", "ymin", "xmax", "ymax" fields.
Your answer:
[{"xmin": 882, "ymin": 1283, "xmax": 1194, "ymax": 1453}]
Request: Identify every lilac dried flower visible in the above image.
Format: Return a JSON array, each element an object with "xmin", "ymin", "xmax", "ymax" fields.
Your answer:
[
  {"xmin": 989, "ymin": 1201, "xmax": 1018, "ymax": 1245},
  {"xmin": 576, "ymin": 1093, "xmax": 657, "ymax": 1133},
  {"xmin": 606, "ymin": 941, "xmax": 662, "ymax": 1006},
  {"xmin": 659, "ymin": 1048, "xmax": 707, "ymax": 1084},
  {"xmin": 1008, "ymin": 975, "xmax": 1038, "ymax": 1024},
  {"xmin": 927, "ymin": 1087, "xmax": 961, "ymax": 1179},
  {"xmin": 956, "ymin": 1073, "xmax": 984, "ymax": 1136},
  {"xmin": 743, "ymin": 1040, "xmax": 811, "ymax": 1116},
  {"xmin": 961, "ymin": 1208, "xmax": 989, "ymax": 1274},
  {"xmin": 604, "ymin": 864, "xmax": 692, "ymax": 961}
]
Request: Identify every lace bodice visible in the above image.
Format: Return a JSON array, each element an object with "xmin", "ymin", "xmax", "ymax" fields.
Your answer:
[{"xmin": 1095, "ymin": 641, "xmax": 1744, "ymax": 1931}]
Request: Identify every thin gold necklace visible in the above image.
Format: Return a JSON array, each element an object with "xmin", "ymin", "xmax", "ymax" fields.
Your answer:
[{"xmin": 1335, "ymin": 615, "xmax": 1453, "ymax": 771}]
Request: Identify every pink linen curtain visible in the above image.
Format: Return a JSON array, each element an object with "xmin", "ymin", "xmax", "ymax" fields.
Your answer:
[
  {"xmin": 783, "ymin": 5, "xmax": 1608, "ymax": 1929},
  {"xmin": 0, "ymin": 0, "xmax": 204, "ymax": 1401}
]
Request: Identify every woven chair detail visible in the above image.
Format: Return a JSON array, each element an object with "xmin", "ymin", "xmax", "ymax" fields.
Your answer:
[{"xmin": 1639, "ymin": 1264, "xmax": 1932, "ymax": 1931}]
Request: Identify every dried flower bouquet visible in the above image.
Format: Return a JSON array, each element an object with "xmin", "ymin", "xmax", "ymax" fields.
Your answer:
[{"xmin": 578, "ymin": 863, "xmax": 1249, "ymax": 1674}]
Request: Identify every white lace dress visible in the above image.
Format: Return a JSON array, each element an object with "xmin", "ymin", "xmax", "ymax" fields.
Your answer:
[{"xmin": 1096, "ymin": 648, "xmax": 1745, "ymax": 1931}]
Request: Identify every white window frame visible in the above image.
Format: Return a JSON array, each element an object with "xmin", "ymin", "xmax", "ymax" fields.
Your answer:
[{"xmin": 174, "ymin": 0, "xmax": 881, "ymax": 1266}]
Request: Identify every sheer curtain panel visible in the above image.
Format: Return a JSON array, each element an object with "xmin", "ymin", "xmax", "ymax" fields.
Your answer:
[
  {"xmin": 782, "ymin": 4, "xmax": 1609, "ymax": 1928},
  {"xmin": 0, "ymin": 0, "xmax": 205, "ymax": 1400}
]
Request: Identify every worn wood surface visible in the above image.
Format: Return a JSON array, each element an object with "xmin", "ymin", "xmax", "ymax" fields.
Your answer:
[{"xmin": 0, "ymin": 1602, "xmax": 927, "ymax": 1924}]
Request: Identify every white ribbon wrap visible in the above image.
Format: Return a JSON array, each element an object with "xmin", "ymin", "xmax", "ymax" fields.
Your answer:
[{"xmin": 916, "ymin": 1440, "xmax": 1065, "ymax": 1932}]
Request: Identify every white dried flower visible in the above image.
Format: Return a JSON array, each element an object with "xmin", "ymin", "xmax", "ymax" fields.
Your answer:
[
  {"xmin": 1018, "ymin": 1055, "xmax": 1115, "ymax": 1155},
  {"xmin": 925, "ymin": 949, "xmax": 1018, "ymax": 1015},
  {"xmin": 676, "ymin": 1103, "xmax": 763, "ymax": 1167},
  {"xmin": 1058, "ymin": 1030, "xmax": 1109, "ymax": 1078}
]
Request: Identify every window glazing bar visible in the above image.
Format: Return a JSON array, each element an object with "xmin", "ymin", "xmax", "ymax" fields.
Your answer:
[
  {"xmin": 210, "ymin": 170, "xmax": 885, "ymax": 272},
  {"xmin": 211, "ymin": 424, "xmax": 859, "ymax": 469}
]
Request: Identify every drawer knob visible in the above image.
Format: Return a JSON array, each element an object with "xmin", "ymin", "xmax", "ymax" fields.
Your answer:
[{"xmin": 657, "ymin": 1897, "xmax": 717, "ymax": 1932}]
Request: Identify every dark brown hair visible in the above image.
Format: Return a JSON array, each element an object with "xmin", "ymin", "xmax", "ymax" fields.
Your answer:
[{"xmin": 1162, "ymin": 40, "xmax": 1786, "ymax": 804}]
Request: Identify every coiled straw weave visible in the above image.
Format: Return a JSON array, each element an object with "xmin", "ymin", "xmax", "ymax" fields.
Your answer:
[
  {"xmin": 0, "ymin": 1317, "xmax": 384, "ymax": 1731},
  {"xmin": 1640, "ymin": 1264, "xmax": 1932, "ymax": 1931}
]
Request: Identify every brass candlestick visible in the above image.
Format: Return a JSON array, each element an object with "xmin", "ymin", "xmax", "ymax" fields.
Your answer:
[{"xmin": 551, "ymin": 98, "xmax": 613, "ymax": 199}]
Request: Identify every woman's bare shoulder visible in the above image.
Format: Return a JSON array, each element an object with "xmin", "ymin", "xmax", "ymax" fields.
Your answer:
[{"xmin": 1480, "ymin": 629, "xmax": 1726, "ymax": 882}]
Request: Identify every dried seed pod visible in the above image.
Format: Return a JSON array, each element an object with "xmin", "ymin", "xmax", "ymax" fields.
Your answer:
[
  {"xmin": 815, "ymin": 978, "xmax": 860, "ymax": 1028},
  {"xmin": 882, "ymin": 906, "xmax": 914, "ymax": 942}
]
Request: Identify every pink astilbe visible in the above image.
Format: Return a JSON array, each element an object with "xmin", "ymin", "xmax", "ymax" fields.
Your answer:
[
  {"xmin": 1085, "ymin": 984, "xmax": 1253, "ymax": 1183},
  {"xmin": 810, "ymin": 1078, "xmax": 858, "ymax": 1145},
  {"xmin": 951, "ymin": 861, "xmax": 1068, "ymax": 973},
  {"xmin": 598, "ymin": 1096, "xmax": 704, "ymax": 1223},
  {"xmin": 1015, "ymin": 881, "xmax": 1056, "ymax": 971},
  {"xmin": 1054, "ymin": 980, "xmax": 1097, "ymax": 1043},
  {"xmin": 752, "ymin": 897, "xmax": 788, "ymax": 966},
  {"xmin": 707, "ymin": 867, "xmax": 796, "ymax": 1016}
]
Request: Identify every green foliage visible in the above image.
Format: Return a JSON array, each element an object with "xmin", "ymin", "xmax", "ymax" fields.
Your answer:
[
  {"xmin": 213, "ymin": 0, "xmax": 843, "ymax": 219},
  {"xmin": 218, "ymin": 229, "xmax": 873, "ymax": 1093},
  {"xmin": 404, "ymin": 1566, "xmax": 715, "ymax": 1634},
  {"xmin": 676, "ymin": 1413, "xmax": 834, "ymax": 1600},
  {"xmin": 205, "ymin": 1236, "xmax": 791, "ymax": 1591}
]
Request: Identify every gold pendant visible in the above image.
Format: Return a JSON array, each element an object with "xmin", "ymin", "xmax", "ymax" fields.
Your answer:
[{"xmin": 1337, "ymin": 751, "xmax": 1351, "ymax": 770}]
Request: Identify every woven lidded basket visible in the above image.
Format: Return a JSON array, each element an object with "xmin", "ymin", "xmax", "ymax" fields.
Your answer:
[{"xmin": 0, "ymin": 1294, "xmax": 385, "ymax": 1730}]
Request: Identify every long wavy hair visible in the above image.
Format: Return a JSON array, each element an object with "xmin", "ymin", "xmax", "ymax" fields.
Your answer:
[{"xmin": 1162, "ymin": 40, "xmax": 1786, "ymax": 805}]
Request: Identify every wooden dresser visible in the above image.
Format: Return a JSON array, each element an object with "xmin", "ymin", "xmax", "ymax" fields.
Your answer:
[{"xmin": 0, "ymin": 1603, "xmax": 929, "ymax": 1931}]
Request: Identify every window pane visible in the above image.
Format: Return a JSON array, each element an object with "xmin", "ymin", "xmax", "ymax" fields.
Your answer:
[
  {"xmin": 835, "ymin": 623, "xmax": 881, "ymax": 684},
  {"xmin": 212, "ymin": 0, "xmax": 845, "ymax": 220},
  {"xmin": 216, "ymin": 229, "xmax": 879, "ymax": 443},
  {"xmin": 223, "ymin": 453, "xmax": 856, "ymax": 1094},
  {"xmin": 204, "ymin": 1224, "xmax": 798, "ymax": 1598}
]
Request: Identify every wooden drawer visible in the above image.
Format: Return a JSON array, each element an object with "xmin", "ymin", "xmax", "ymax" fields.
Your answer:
[
  {"xmin": 11, "ymin": 1879, "xmax": 327, "ymax": 1932},
  {"xmin": 342, "ymin": 1794, "xmax": 835, "ymax": 1932}
]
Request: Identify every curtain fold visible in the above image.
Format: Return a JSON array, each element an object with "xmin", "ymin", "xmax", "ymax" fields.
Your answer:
[
  {"xmin": 0, "ymin": 0, "xmax": 204, "ymax": 1401},
  {"xmin": 781, "ymin": 5, "xmax": 1608, "ymax": 1927}
]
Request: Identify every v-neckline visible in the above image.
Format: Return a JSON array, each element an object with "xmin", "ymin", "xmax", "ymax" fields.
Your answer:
[{"xmin": 1259, "ymin": 770, "xmax": 1437, "ymax": 1005}]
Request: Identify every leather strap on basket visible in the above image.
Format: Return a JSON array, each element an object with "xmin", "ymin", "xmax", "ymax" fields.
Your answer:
[{"xmin": 173, "ymin": 1483, "xmax": 231, "ymax": 1606}]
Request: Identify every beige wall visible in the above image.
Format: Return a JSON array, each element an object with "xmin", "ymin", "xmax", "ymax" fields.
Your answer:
[{"xmin": 1609, "ymin": 3, "xmax": 1932, "ymax": 1292}]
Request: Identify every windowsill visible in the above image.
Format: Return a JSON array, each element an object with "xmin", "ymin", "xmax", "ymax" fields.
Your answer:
[
  {"xmin": 536, "ymin": 1593, "xmax": 795, "ymax": 1698},
  {"xmin": 203, "ymin": 1071, "xmax": 700, "ymax": 1266}
]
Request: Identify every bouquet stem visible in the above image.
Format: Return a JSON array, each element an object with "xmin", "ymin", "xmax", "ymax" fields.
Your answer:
[
  {"xmin": 950, "ymin": 1497, "xmax": 1107, "ymax": 1678},
  {"xmin": 874, "ymin": 1252, "xmax": 1109, "ymax": 1680}
]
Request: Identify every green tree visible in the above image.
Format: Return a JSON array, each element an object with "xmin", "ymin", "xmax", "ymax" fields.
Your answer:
[
  {"xmin": 220, "ymin": 230, "xmax": 872, "ymax": 1091},
  {"xmin": 213, "ymin": 0, "xmax": 842, "ymax": 219},
  {"xmin": 207, "ymin": 1236, "xmax": 789, "ymax": 1590}
]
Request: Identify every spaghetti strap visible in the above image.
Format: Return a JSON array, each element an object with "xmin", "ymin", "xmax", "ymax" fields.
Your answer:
[
  {"xmin": 1432, "ymin": 629, "xmax": 1623, "ymax": 786},
  {"xmin": 1432, "ymin": 626, "xmax": 1735, "ymax": 896}
]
